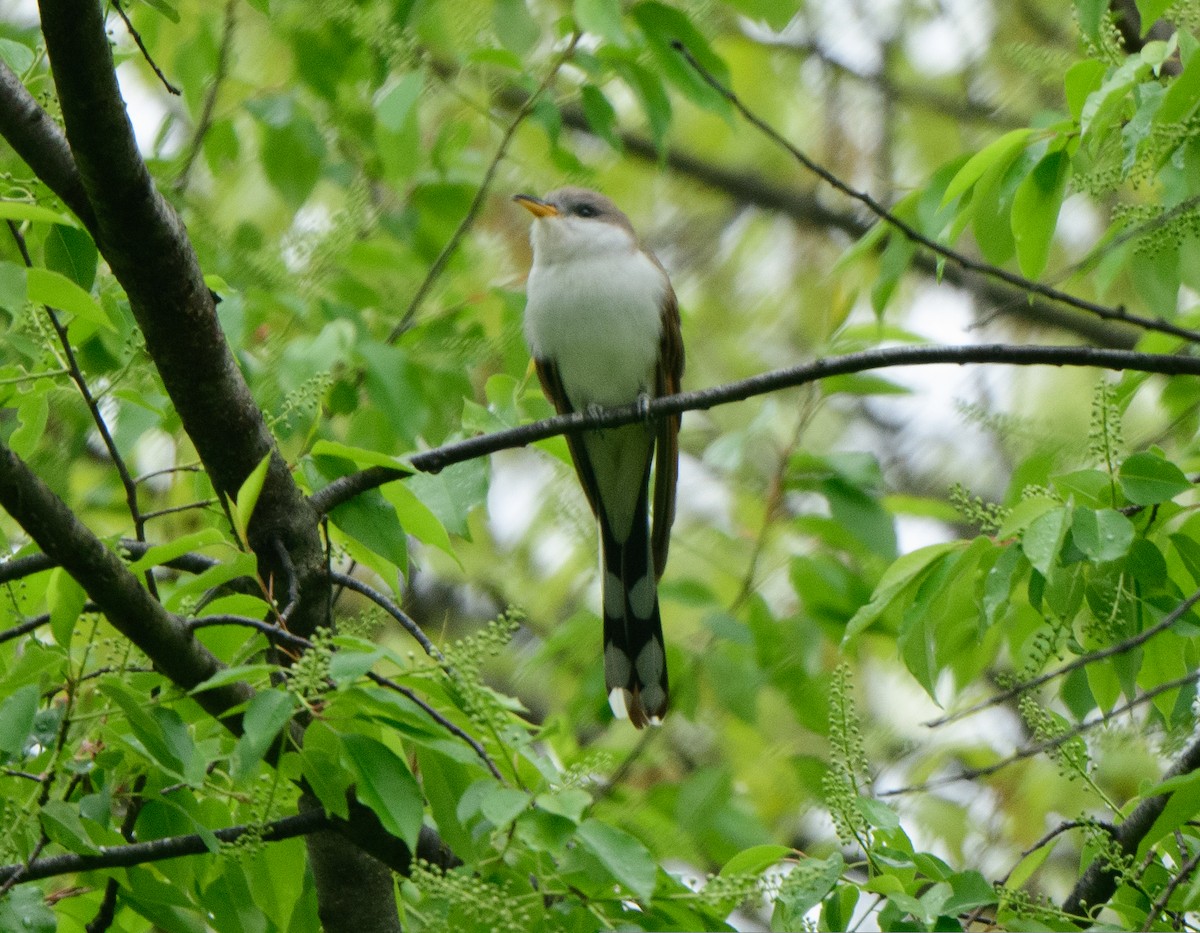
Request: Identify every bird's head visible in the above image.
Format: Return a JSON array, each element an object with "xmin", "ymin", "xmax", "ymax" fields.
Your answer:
[{"xmin": 514, "ymin": 187, "xmax": 638, "ymax": 263}]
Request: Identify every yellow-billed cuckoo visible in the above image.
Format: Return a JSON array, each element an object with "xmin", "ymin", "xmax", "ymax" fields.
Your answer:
[{"xmin": 514, "ymin": 187, "xmax": 684, "ymax": 728}]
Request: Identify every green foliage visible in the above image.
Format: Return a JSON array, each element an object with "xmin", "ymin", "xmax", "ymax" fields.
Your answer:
[{"xmin": 7, "ymin": 0, "xmax": 1200, "ymax": 930}]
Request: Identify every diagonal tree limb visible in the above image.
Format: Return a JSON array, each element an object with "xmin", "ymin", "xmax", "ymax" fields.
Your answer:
[
  {"xmin": 0, "ymin": 61, "xmax": 97, "ymax": 235},
  {"xmin": 0, "ymin": 436, "xmax": 454, "ymax": 910},
  {"xmin": 34, "ymin": 0, "xmax": 329, "ymax": 644},
  {"xmin": 1062, "ymin": 732, "xmax": 1200, "ymax": 923},
  {"xmin": 0, "ymin": 437, "xmax": 252, "ymax": 724},
  {"xmin": 481, "ymin": 73, "xmax": 1140, "ymax": 349}
]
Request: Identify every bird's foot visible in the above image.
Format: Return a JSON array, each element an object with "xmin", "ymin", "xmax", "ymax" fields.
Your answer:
[{"xmin": 635, "ymin": 391, "xmax": 653, "ymax": 424}]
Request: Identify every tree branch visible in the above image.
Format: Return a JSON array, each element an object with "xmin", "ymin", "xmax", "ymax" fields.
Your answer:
[
  {"xmin": 35, "ymin": 0, "xmax": 329, "ymax": 643},
  {"xmin": 926, "ymin": 587, "xmax": 1200, "ymax": 728},
  {"xmin": 0, "ymin": 805, "xmax": 456, "ymax": 888},
  {"xmin": 309, "ymin": 343, "xmax": 1200, "ymax": 514},
  {"xmin": 0, "ymin": 61, "xmax": 97, "ymax": 235},
  {"xmin": 672, "ymin": 41, "xmax": 1200, "ymax": 346},
  {"xmin": 1063, "ymin": 732, "xmax": 1200, "ymax": 922},
  {"xmin": 0, "ymin": 437, "xmax": 252, "ymax": 724},
  {"xmin": 482, "ymin": 65, "xmax": 1140, "ymax": 348}
]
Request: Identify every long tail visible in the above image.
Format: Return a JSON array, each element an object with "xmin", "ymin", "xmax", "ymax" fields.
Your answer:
[{"xmin": 600, "ymin": 475, "xmax": 668, "ymax": 728}]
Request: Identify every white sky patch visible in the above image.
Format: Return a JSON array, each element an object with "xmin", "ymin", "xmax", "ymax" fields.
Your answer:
[
  {"xmin": 115, "ymin": 60, "xmax": 182, "ymax": 156},
  {"xmin": 905, "ymin": 0, "xmax": 996, "ymax": 77},
  {"xmin": 281, "ymin": 203, "xmax": 334, "ymax": 273},
  {"xmin": 1056, "ymin": 193, "xmax": 1105, "ymax": 259}
]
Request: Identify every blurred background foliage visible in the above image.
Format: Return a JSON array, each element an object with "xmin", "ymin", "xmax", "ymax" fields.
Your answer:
[{"xmin": 5, "ymin": 0, "xmax": 1200, "ymax": 929}]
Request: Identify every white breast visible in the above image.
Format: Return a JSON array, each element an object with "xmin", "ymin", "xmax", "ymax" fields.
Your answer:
[{"xmin": 524, "ymin": 223, "xmax": 666, "ymax": 409}]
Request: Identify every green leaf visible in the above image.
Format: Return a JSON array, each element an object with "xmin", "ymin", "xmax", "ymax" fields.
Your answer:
[
  {"xmin": 1157, "ymin": 49, "xmax": 1200, "ymax": 124},
  {"xmin": 1021, "ymin": 506, "xmax": 1070, "ymax": 576},
  {"xmin": 40, "ymin": 800, "xmax": 100, "ymax": 854},
  {"xmin": 494, "ymin": 0, "xmax": 540, "ymax": 55},
  {"xmin": 0, "ymin": 684, "xmax": 40, "ymax": 756},
  {"xmin": 576, "ymin": 819, "xmax": 657, "ymax": 902},
  {"xmin": 189, "ymin": 663, "xmax": 276, "ymax": 694},
  {"xmin": 719, "ymin": 843, "xmax": 792, "ymax": 877},
  {"xmin": 329, "ymin": 490, "xmax": 409, "ymax": 574},
  {"xmin": 300, "ymin": 723, "xmax": 352, "ymax": 821},
  {"xmin": 0, "ymin": 200, "xmax": 77, "ymax": 227},
  {"xmin": 1065, "ymin": 60, "xmax": 1106, "ymax": 121},
  {"xmin": 0, "ymin": 39, "xmax": 34, "ymax": 75},
  {"xmin": 940, "ymin": 868, "xmax": 998, "ymax": 911},
  {"xmin": 1075, "ymin": 0, "xmax": 1106, "ymax": 45},
  {"xmin": 480, "ymin": 786, "xmax": 532, "ymax": 827},
  {"xmin": 341, "ymin": 734, "xmax": 423, "ymax": 850},
  {"xmin": 1119, "ymin": 451, "xmax": 1191, "ymax": 504},
  {"xmin": 140, "ymin": 0, "xmax": 181, "ymax": 22},
  {"xmin": 535, "ymin": 787, "xmax": 591, "ymax": 824},
  {"xmin": 630, "ymin": 2, "xmax": 731, "ymax": 117},
  {"xmin": 575, "ymin": 0, "xmax": 627, "ymax": 45},
  {"xmin": 1071, "ymin": 507, "xmax": 1135, "ymax": 562},
  {"xmin": 100, "ymin": 680, "xmax": 196, "ymax": 780},
  {"xmin": 844, "ymin": 542, "xmax": 961, "ymax": 640},
  {"xmin": 941, "ymin": 128, "xmax": 1032, "ymax": 206},
  {"xmin": 233, "ymin": 453, "xmax": 273, "ymax": 544},
  {"xmin": 126, "ymin": 528, "xmax": 228, "ymax": 574},
  {"xmin": 27, "ymin": 266, "xmax": 115, "ymax": 331},
  {"xmin": 1137, "ymin": 0, "xmax": 1174, "ymax": 37},
  {"xmin": 231, "ymin": 689, "xmax": 297, "ymax": 782},
  {"xmin": 375, "ymin": 72, "xmax": 424, "ymax": 133},
  {"xmin": 43, "ymin": 224, "xmax": 98, "ymax": 291},
  {"xmin": 47, "ymin": 567, "xmax": 87, "ymax": 647},
  {"xmin": 772, "ymin": 852, "xmax": 844, "ymax": 929},
  {"xmin": 382, "ymin": 481, "xmax": 456, "ymax": 560},
  {"xmin": 1011, "ymin": 149, "xmax": 1071, "ymax": 279},
  {"xmin": 0, "ymin": 885, "xmax": 55, "ymax": 933},
  {"xmin": 580, "ymin": 83, "xmax": 622, "ymax": 149}
]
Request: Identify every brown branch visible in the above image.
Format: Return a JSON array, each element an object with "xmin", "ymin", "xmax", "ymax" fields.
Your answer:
[
  {"xmin": 111, "ymin": 0, "xmax": 180, "ymax": 95},
  {"xmin": 36, "ymin": 0, "xmax": 328, "ymax": 645},
  {"xmin": 881, "ymin": 668, "xmax": 1200, "ymax": 796},
  {"xmin": 387, "ymin": 32, "xmax": 580, "ymax": 341},
  {"xmin": 309, "ymin": 342, "xmax": 1200, "ymax": 514},
  {"xmin": 926, "ymin": 586, "xmax": 1200, "ymax": 728},
  {"xmin": 483, "ymin": 71, "xmax": 1140, "ymax": 349},
  {"xmin": 672, "ymin": 41, "xmax": 1200, "ymax": 346},
  {"xmin": 0, "ymin": 809, "xmax": 328, "ymax": 885},
  {"xmin": 1063, "ymin": 732, "xmax": 1200, "ymax": 922},
  {"xmin": 0, "ymin": 436, "xmax": 252, "ymax": 723},
  {"xmin": 0, "ymin": 61, "xmax": 97, "ymax": 235}
]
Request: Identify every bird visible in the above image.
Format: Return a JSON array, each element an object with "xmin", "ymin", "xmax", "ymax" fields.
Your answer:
[{"xmin": 514, "ymin": 186, "xmax": 684, "ymax": 728}]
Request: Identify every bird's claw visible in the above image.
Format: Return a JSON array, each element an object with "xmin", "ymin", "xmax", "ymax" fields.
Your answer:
[{"xmin": 635, "ymin": 392, "xmax": 652, "ymax": 424}]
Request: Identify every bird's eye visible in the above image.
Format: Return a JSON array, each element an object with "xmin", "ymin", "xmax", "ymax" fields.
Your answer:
[{"xmin": 574, "ymin": 204, "xmax": 598, "ymax": 218}]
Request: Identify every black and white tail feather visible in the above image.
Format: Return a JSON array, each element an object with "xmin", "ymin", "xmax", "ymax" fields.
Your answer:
[{"xmin": 600, "ymin": 458, "xmax": 668, "ymax": 727}]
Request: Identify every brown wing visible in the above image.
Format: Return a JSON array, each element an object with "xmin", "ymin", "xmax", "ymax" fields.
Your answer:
[
  {"xmin": 534, "ymin": 357, "xmax": 602, "ymax": 519},
  {"xmin": 651, "ymin": 283, "xmax": 684, "ymax": 580}
]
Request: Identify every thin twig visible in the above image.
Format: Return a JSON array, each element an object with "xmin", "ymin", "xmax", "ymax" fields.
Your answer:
[
  {"xmin": 672, "ymin": 41, "xmax": 1200, "ymax": 346},
  {"xmin": 110, "ymin": 0, "xmax": 180, "ymax": 95},
  {"xmin": 881, "ymin": 669, "xmax": 1200, "ymax": 796},
  {"xmin": 329, "ymin": 571, "xmax": 441, "ymax": 661},
  {"xmin": 925, "ymin": 587, "xmax": 1200, "ymax": 729},
  {"xmin": 139, "ymin": 498, "xmax": 220, "ymax": 521},
  {"xmin": 1142, "ymin": 848, "xmax": 1200, "ymax": 932},
  {"xmin": 6, "ymin": 220, "xmax": 158, "ymax": 599},
  {"xmin": 386, "ymin": 32, "xmax": 580, "ymax": 341},
  {"xmin": 0, "ymin": 809, "xmax": 328, "ymax": 885},
  {"xmin": 175, "ymin": 0, "xmax": 236, "ymax": 193},
  {"xmin": 366, "ymin": 670, "xmax": 504, "ymax": 781}
]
